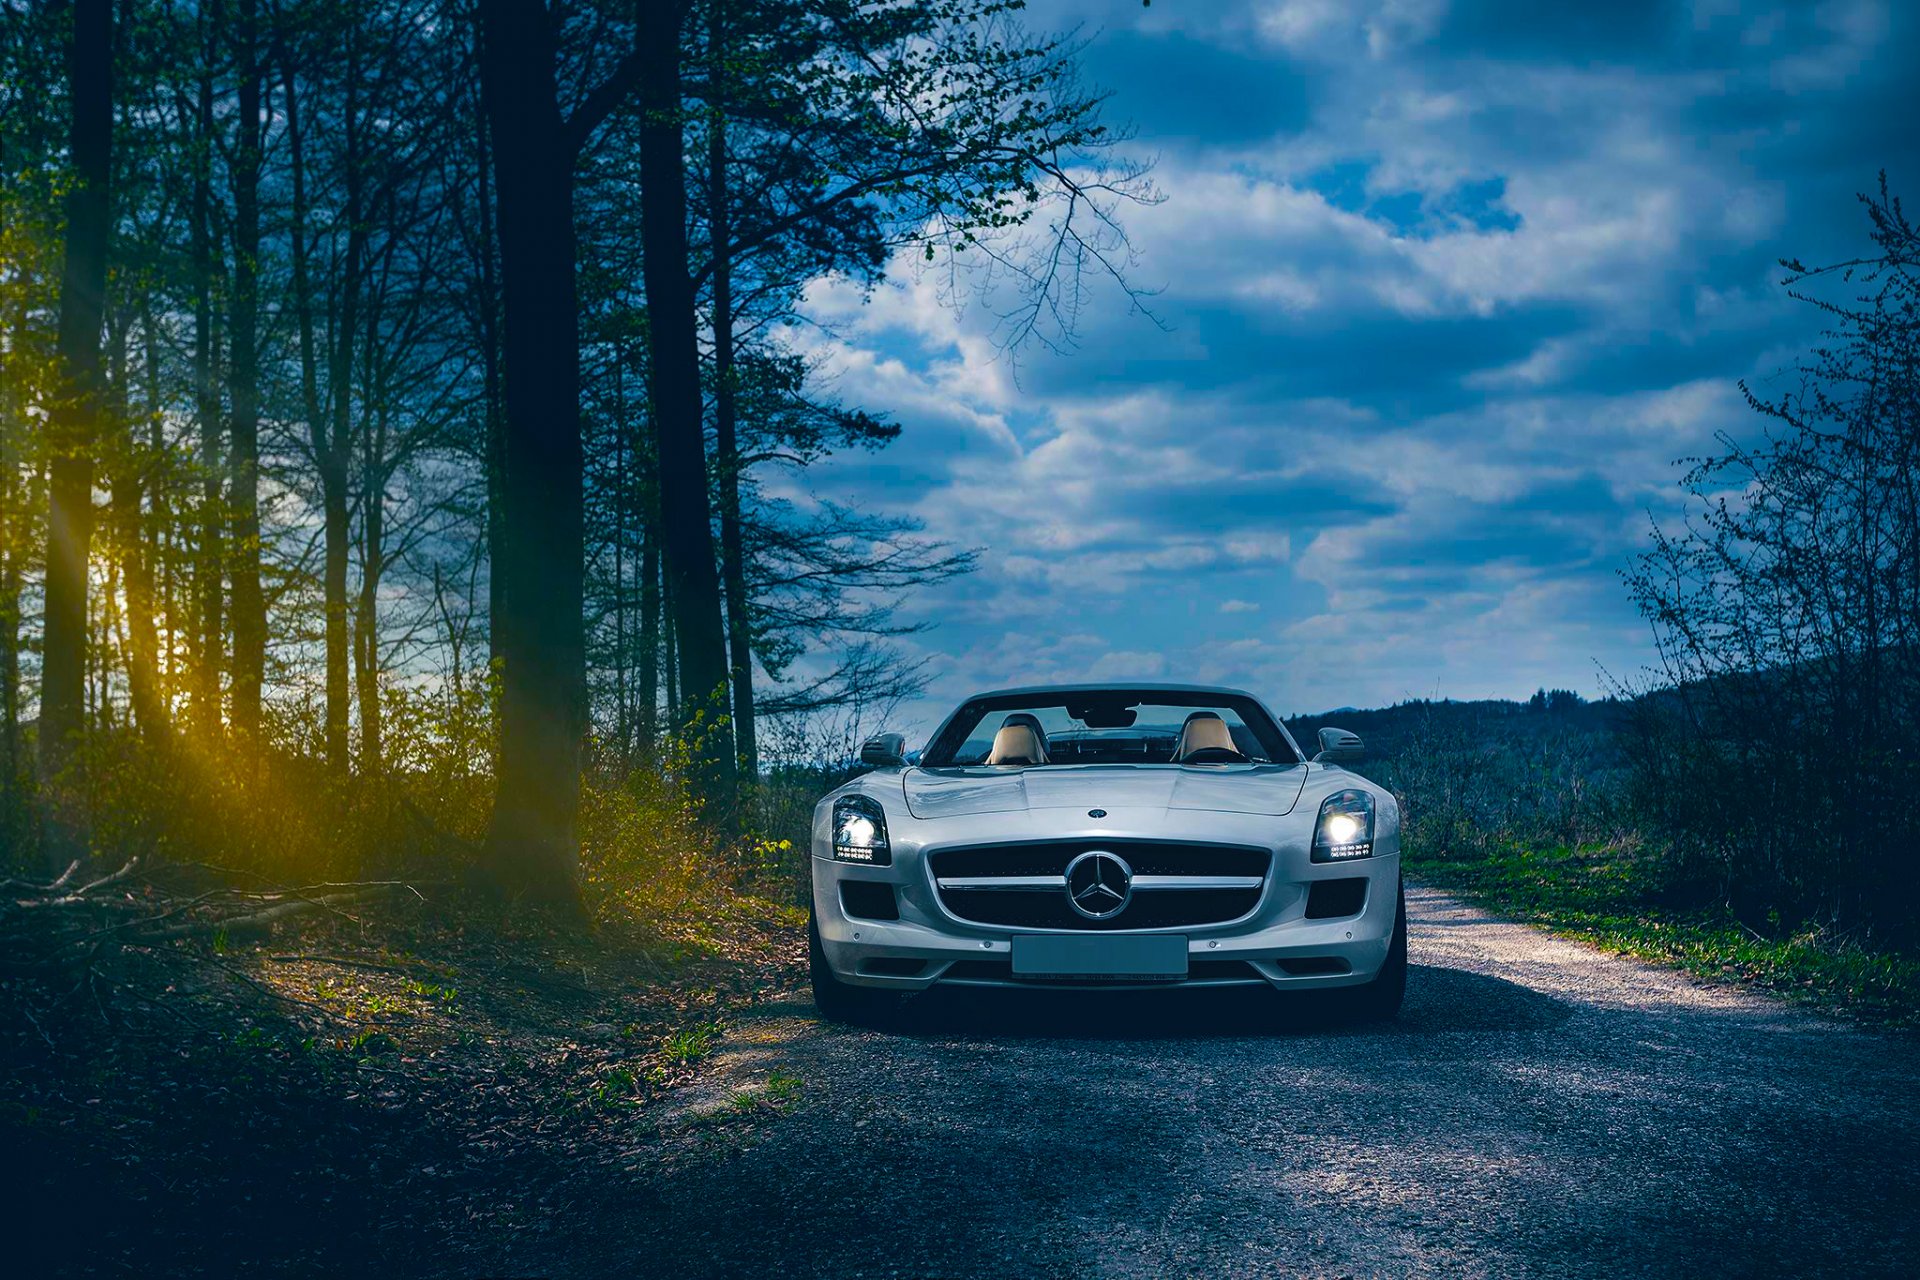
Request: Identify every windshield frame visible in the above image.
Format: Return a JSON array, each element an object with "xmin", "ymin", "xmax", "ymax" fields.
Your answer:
[{"xmin": 919, "ymin": 687, "xmax": 1304, "ymax": 768}]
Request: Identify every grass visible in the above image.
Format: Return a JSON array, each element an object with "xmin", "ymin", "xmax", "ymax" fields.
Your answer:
[
  {"xmin": 1405, "ymin": 840, "xmax": 1920, "ymax": 1029},
  {"xmin": 729, "ymin": 1070, "xmax": 803, "ymax": 1115},
  {"xmin": 660, "ymin": 1021, "xmax": 720, "ymax": 1067}
]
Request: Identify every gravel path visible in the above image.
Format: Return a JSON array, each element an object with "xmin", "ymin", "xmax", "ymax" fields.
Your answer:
[{"xmin": 512, "ymin": 886, "xmax": 1920, "ymax": 1278}]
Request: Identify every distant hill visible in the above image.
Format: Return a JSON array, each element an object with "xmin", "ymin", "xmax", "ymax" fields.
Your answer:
[{"xmin": 1285, "ymin": 692, "xmax": 1626, "ymax": 761}]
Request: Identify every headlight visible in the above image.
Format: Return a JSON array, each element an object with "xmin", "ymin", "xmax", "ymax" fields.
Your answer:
[
  {"xmin": 1311, "ymin": 789, "xmax": 1374, "ymax": 862},
  {"xmin": 832, "ymin": 795, "xmax": 891, "ymax": 865}
]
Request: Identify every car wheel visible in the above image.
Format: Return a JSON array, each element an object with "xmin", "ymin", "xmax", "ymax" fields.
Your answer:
[
  {"xmin": 808, "ymin": 910, "xmax": 901, "ymax": 1028},
  {"xmin": 1350, "ymin": 876, "xmax": 1408, "ymax": 1022}
]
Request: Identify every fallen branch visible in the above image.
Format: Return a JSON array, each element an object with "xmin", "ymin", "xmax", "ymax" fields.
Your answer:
[
  {"xmin": 20, "ymin": 859, "xmax": 143, "ymax": 909},
  {"xmin": 0, "ymin": 861, "xmax": 81, "ymax": 894},
  {"xmin": 2, "ymin": 873, "xmax": 423, "ymax": 984},
  {"xmin": 138, "ymin": 889, "xmax": 387, "ymax": 942}
]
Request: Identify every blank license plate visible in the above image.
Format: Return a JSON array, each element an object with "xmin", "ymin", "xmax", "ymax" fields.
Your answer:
[{"xmin": 1011, "ymin": 933, "xmax": 1188, "ymax": 979}]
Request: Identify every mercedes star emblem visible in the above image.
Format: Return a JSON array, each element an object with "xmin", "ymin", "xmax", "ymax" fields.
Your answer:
[{"xmin": 1064, "ymin": 849, "xmax": 1133, "ymax": 920}]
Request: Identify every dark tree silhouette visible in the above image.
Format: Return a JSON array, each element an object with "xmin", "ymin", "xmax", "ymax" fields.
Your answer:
[
  {"xmin": 641, "ymin": 0, "xmax": 738, "ymax": 806},
  {"xmin": 474, "ymin": 0, "xmax": 591, "ymax": 906},
  {"xmin": 39, "ymin": 0, "xmax": 112, "ymax": 860}
]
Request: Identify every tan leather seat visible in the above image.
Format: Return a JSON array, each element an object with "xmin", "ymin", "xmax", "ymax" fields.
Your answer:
[
  {"xmin": 1175, "ymin": 712, "xmax": 1238, "ymax": 762},
  {"xmin": 986, "ymin": 722, "xmax": 1048, "ymax": 766}
]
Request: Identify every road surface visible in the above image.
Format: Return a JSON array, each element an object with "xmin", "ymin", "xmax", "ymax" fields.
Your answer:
[{"xmin": 486, "ymin": 886, "xmax": 1919, "ymax": 1278}]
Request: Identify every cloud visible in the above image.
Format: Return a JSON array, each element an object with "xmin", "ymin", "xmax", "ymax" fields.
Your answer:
[{"xmin": 773, "ymin": 0, "xmax": 1920, "ymax": 729}]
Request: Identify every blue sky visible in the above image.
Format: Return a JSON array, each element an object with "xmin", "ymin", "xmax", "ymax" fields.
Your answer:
[{"xmin": 781, "ymin": 0, "xmax": 1919, "ymax": 729}]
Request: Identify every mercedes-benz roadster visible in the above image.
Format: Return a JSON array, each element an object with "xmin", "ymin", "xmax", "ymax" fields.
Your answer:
[{"xmin": 808, "ymin": 683, "xmax": 1406, "ymax": 1024}]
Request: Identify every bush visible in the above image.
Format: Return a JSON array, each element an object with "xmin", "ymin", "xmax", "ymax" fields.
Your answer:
[{"xmin": 1622, "ymin": 180, "xmax": 1920, "ymax": 945}]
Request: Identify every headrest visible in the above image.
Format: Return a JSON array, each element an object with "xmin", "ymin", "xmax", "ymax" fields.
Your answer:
[
  {"xmin": 1001, "ymin": 713, "xmax": 1049, "ymax": 756},
  {"xmin": 987, "ymin": 723, "xmax": 1047, "ymax": 766},
  {"xmin": 1176, "ymin": 712, "xmax": 1236, "ymax": 761}
]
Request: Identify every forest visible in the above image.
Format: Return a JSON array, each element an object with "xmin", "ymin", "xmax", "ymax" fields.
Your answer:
[
  {"xmin": 4, "ymin": 0, "xmax": 1920, "ymax": 1270},
  {"xmin": 0, "ymin": 0, "xmax": 1150, "ymax": 908},
  {"xmin": 0, "ymin": 0, "xmax": 1914, "ymax": 1009}
]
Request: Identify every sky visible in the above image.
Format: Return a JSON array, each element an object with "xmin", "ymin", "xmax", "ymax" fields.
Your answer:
[{"xmin": 779, "ymin": 0, "xmax": 1919, "ymax": 730}]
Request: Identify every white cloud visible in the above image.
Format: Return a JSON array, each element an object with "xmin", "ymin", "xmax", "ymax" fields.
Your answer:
[{"xmin": 769, "ymin": 0, "xmax": 1896, "ymax": 720}]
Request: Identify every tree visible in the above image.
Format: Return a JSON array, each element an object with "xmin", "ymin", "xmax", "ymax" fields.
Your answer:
[
  {"xmin": 474, "ymin": 0, "xmax": 653, "ymax": 907},
  {"xmin": 0, "ymin": 0, "xmax": 1141, "ymax": 904},
  {"xmin": 186, "ymin": 3, "xmax": 225, "ymax": 742},
  {"xmin": 227, "ymin": 0, "xmax": 267, "ymax": 742},
  {"xmin": 1623, "ymin": 178, "xmax": 1920, "ymax": 942},
  {"xmin": 706, "ymin": 0, "xmax": 753, "ymax": 776},
  {"xmin": 278, "ymin": 7, "xmax": 358, "ymax": 771},
  {"xmin": 639, "ymin": 0, "xmax": 737, "ymax": 806},
  {"xmin": 39, "ymin": 0, "xmax": 113, "ymax": 859},
  {"xmin": 690, "ymin": 0, "xmax": 1148, "ymax": 773}
]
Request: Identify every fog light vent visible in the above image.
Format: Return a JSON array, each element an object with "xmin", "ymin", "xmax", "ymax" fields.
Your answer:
[
  {"xmin": 1304, "ymin": 878, "xmax": 1368, "ymax": 920},
  {"xmin": 840, "ymin": 881, "xmax": 899, "ymax": 921},
  {"xmin": 858, "ymin": 957, "xmax": 927, "ymax": 978},
  {"xmin": 1277, "ymin": 956, "xmax": 1351, "ymax": 976}
]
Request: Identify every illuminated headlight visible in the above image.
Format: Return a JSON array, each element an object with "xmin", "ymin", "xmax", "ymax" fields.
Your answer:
[
  {"xmin": 832, "ymin": 795, "xmax": 891, "ymax": 866},
  {"xmin": 1311, "ymin": 789, "xmax": 1375, "ymax": 863}
]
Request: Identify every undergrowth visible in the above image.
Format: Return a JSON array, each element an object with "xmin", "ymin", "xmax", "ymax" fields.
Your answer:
[{"xmin": 1407, "ymin": 840, "xmax": 1920, "ymax": 1029}]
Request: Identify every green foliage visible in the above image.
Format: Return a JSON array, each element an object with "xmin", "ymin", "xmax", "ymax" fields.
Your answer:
[
  {"xmin": 583, "ymin": 1067, "xmax": 642, "ymax": 1112},
  {"xmin": 1315, "ymin": 690, "xmax": 1920, "ymax": 1022},
  {"xmin": 1620, "ymin": 181, "xmax": 1920, "ymax": 945},
  {"xmin": 345, "ymin": 1028, "xmax": 398, "ymax": 1059},
  {"xmin": 405, "ymin": 979, "xmax": 458, "ymax": 1005},
  {"xmin": 729, "ymin": 1070, "xmax": 802, "ymax": 1114},
  {"xmin": 1289, "ymin": 697, "xmax": 1633, "ymax": 866},
  {"xmin": 1408, "ymin": 840, "xmax": 1920, "ymax": 1027},
  {"xmin": 659, "ymin": 1021, "xmax": 719, "ymax": 1066}
]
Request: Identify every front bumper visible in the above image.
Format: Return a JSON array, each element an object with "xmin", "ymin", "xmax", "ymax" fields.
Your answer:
[{"xmin": 812, "ymin": 830, "xmax": 1400, "ymax": 995}]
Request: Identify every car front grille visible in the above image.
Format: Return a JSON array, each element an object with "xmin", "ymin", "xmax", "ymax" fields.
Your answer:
[{"xmin": 928, "ymin": 840, "xmax": 1270, "ymax": 932}]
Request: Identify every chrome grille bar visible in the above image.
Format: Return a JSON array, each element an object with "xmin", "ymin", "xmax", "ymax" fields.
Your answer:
[{"xmin": 936, "ymin": 874, "xmax": 1262, "ymax": 891}]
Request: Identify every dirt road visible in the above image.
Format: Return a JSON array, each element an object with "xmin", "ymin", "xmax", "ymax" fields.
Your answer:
[{"xmin": 485, "ymin": 886, "xmax": 1919, "ymax": 1278}]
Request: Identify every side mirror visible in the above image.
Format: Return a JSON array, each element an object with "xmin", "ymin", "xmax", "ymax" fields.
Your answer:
[
  {"xmin": 859, "ymin": 732, "xmax": 908, "ymax": 768},
  {"xmin": 1314, "ymin": 727, "xmax": 1364, "ymax": 765}
]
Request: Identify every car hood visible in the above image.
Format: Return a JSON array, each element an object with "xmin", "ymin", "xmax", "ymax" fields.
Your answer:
[{"xmin": 900, "ymin": 764, "xmax": 1308, "ymax": 820}]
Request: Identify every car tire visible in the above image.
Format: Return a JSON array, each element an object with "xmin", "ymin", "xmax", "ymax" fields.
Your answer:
[
  {"xmin": 809, "ymin": 910, "xmax": 901, "ymax": 1028},
  {"xmin": 1349, "ymin": 876, "xmax": 1408, "ymax": 1022}
]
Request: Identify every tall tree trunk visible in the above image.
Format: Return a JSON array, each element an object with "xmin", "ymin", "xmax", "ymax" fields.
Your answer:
[
  {"xmin": 228, "ymin": 0, "xmax": 267, "ymax": 743},
  {"xmin": 639, "ymin": 2, "xmax": 733, "ymax": 805},
  {"xmin": 476, "ymin": 0, "xmax": 585, "ymax": 909},
  {"xmin": 40, "ymin": 0, "xmax": 113, "ymax": 862},
  {"xmin": 108, "ymin": 314, "xmax": 163, "ymax": 741},
  {"xmin": 476, "ymin": 113, "xmax": 507, "ymax": 674},
  {"xmin": 139, "ymin": 296, "xmax": 172, "ymax": 720},
  {"xmin": 614, "ymin": 349, "xmax": 629, "ymax": 765},
  {"xmin": 321, "ymin": 37, "xmax": 364, "ymax": 774},
  {"xmin": 638, "ymin": 501, "xmax": 660, "ymax": 754},
  {"xmin": 706, "ymin": 0, "xmax": 755, "ymax": 779},
  {"xmin": 663, "ymin": 569, "xmax": 679, "ymax": 727},
  {"xmin": 0, "ymin": 314, "xmax": 17, "ymax": 819},
  {"xmin": 278, "ymin": 47, "xmax": 351, "ymax": 772},
  {"xmin": 190, "ymin": 39, "xmax": 224, "ymax": 740},
  {"xmin": 355, "ymin": 399, "xmax": 387, "ymax": 778}
]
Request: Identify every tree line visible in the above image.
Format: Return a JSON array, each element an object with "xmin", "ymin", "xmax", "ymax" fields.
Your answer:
[
  {"xmin": 1622, "ymin": 179, "xmax": 1920, "ymax": 944},
  {"xmin": 0, "ymin": 0, "xmax": 1144, "ymax": 905}
]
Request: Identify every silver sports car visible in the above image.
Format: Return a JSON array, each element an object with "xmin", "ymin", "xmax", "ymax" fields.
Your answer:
[{"xmin": 808, "ymin": 683, "xmax": 1406, "ymax": 1024}]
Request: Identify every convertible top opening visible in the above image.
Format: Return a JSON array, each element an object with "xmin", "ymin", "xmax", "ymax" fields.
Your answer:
[{"xmin": 921, "ymin": 687, "xmax": 1303, "ymax": 768}]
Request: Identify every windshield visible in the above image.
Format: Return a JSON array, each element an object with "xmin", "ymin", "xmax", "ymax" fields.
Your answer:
[{"xmin": 921, "ymin": 690, "xmax": 1300, "ymax": 767}]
